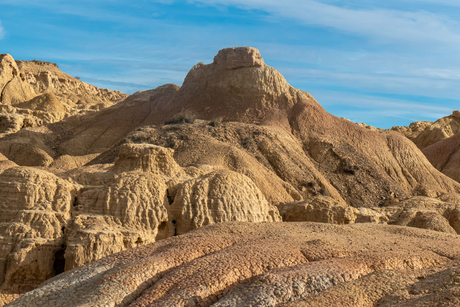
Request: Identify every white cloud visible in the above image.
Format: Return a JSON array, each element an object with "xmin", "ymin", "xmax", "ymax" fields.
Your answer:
[
  {"xmin": 191, "ymin": 0, "xmax": 460, "ymax": 48},
  {"xmin": 0, "ymin": 21, "xmax": 5, "ymax": 39}
]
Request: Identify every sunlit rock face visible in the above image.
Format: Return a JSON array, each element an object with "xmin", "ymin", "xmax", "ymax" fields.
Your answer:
[{"xmin": 1, "ymin": 47, "xmax": 460, "ymax": 305}]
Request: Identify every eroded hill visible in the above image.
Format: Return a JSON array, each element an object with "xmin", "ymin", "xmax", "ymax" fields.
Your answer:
[{"xmin": 2, "ymin": 47, "xmax": 460, "ymax": 306}]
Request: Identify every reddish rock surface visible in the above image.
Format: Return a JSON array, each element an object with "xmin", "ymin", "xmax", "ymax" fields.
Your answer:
[{"xmin": 7, "ymin": 222, "xmax": 460, "ymax": 306}]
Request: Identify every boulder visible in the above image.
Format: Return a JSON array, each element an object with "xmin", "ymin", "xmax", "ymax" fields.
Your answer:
[{"xmin": 65, "ymin": 170, "xmax": 170, "ymax": 270}]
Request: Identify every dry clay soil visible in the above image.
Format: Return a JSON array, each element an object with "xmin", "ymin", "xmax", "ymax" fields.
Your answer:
[{"xmin": 8, "ymin": 222, "xmax": 460, "ymax": 307}]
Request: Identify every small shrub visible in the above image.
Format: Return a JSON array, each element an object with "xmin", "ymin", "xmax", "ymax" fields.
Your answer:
[{"xmin": 164, "ymin": 110, "xmax": 196, "ymax": 125}]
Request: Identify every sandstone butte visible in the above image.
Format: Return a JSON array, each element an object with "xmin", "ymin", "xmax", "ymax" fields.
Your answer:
[{"xmin": 1, "ymin": 47, "xmax": 460, "ymax": 306}]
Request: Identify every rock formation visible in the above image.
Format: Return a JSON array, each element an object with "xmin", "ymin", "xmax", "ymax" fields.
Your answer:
[
  {"xmin": 392, "ymin": 111, "xmax": 460, "ymax": 149},
  {"xmin": 0, "ymin": 167, "xmax": 76, "ymax": 305},
  {"xmin": 391, "ymin": 120, "xmax": 432, "ymax": 142},
  {"xmin": 0, "ymin": 54, "xmax": 127, "ymax": 134},
  {"xmin": 0, "ymin": 142, "xmax": 280, "ymax": 304},
  {"xmin": 413, "ymin": 111, "xmax": 460, "ymax": 148},
  {"xmin": 422, "ymin": 131, "xmax": 460, "ymax": 183},
  {"xmin": 7, "ymin": 222, "xmax": 460, "ymax": 306},
  {"xmin": 2, "ymin": 47, "xmax": 460, "ymax": 305}
]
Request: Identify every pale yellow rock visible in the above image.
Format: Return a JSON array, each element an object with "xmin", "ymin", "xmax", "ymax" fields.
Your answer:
[
  {"xmin": 169, "ymin": 170, "xmax": 282, "ymax": 235},
  {"xmin": 279, "ymin": 197, "xmax": 356, "ymax": 224},
  {"xmin": 0, "ymin": 167, "xmax": 76, "ymax": 303},
  {"xmin": 16, "ymin": 59, "xmax": 127, "ymax": 112},
  {"xmin": 0, "ymin": 54, "xmax": 128, "ymax": 136},
  {"xmin": 0, "ymin": 54, "xmax": 35, "ymax": 105},
  {"xmin": 411, "ymin": 111, "xmax": 460, "ymax": 148},
  {"xmin": 391, "ymin": 120, "xmax": 432, "ymax": 141},
  {"xmin": 112, "ymin": 143, "xmax": 183, "ymax": 177},
  {"xmin": 279, "ymin": 198, "xmax": 389, "ymax": 225}
]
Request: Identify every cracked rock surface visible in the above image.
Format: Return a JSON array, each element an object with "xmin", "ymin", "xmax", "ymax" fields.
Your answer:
[{"xmin": 7, "ymin": 222, "xmax": 460, "ymax": 307}]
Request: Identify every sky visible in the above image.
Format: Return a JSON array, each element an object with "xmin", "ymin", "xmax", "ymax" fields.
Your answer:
[{"xmin": 1, "ymin": 0, "xmax": 460, "ymax": 128}]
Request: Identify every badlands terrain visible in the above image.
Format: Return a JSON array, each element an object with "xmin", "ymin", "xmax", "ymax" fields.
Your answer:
[{"xmin": 1, "ymin": 47, "xmax": 460, "ymax": 306}]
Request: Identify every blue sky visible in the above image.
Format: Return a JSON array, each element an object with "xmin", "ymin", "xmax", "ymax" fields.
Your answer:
[{"xmin": 1, "ymin": 0, "xmax": 460, "ymax": 128}]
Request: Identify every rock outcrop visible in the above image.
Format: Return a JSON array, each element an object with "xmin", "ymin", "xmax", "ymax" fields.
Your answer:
[
  {"xmin": 7, "ymin": 222, "xmax": 460, "ymax": 307},
  {"xmin": 2, "ymin": 47, "xmax": 460, "ymax": 305},
  {"xmin": 0, "ymin": 167, "xmax": 76, "ymax": 305},
  {"xmin": 391, "ymin": 120, "xmax": 432, "ymax": 142},
  {"xmin": 412, "ymin": 111, "xmax": 460, "ymax": 148},
  {"xmin": 392, "ymin": 111, "xmax": 460, "ymax": 149},
  {"xmin": 422, "ymin": 131, "xmax": 460, "ymax": 183},
  {"xmin": 0, "ymin": 142, "xmax": 281, "ymax": 304},
  {"xmin": 16, "ymin": 59, "xmax": 127, "ymax": 112},
  {"xmin": 0, "ymin": 54, "xmax": 127, "ymax": 134},
  {"xmin": 0, "ymin": 54, "xmax": 35, "ymax": 105},
  {"xmin": 170, "ymin": 170, "xmax": 281, "ymax": 235}
]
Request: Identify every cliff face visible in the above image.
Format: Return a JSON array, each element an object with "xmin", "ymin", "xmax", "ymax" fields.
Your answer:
[{"xmin": 2, "ymin": 47, "xmax": 460, "ymax": 306}]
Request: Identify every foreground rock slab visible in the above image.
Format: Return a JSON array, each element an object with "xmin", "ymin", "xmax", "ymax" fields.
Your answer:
[{"xmin": 8, "ymin": 222, "xmax": 460, "ymax": 307}]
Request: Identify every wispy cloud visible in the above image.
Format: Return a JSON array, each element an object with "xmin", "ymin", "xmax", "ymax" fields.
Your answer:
[
  {"xmin": 313, "ymin": 89, "xmax": 454, "ymax": 127},
  {"xmin": 191, "ymin": 0, "xmax": 460, "ymax": 48},
  {"xmin": 0, "ymin": 21, "xmax": 5, "ymax": 39}
]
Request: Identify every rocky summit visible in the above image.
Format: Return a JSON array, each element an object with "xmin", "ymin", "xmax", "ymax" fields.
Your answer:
[{"xmin": 2, "ymin": 47, "xmax": 460, "ymax": 306}]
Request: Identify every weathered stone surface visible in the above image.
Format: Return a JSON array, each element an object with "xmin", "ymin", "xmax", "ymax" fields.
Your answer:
[
  {"xmin": 112, "ymin": 143, "xmax": 183, "ymax": 177},
  {"xmin": 422, "ymin": 131, "xmax": 460, "ymax": 183},
  {"xmin": 0, "ymin": 113, "xmax": 33, "ymax": 134},
  {"xmin": 0, "ymin": 167, "xmax": 76, "ymax": 305},
  {"xmin": 65, "ymin": 170, "xmax": 170, "ymax": 270},
  {"xmin": 170, "ymin": 170, "xmax": 281, "ymax": 235},
  {"xmin": 213, "ymin": 47, "xmax": 264, "ymax": 69},
  {"xmin": 0, "ymin": 54, "xmax": 35, "ymax": 106},
  {"xmin": 391, "ymin": 120, "xmax": 432, "ymax": 142},
  {"xmin": 0, "ymin": 138, "xmax": 290, "ymax": 306},
  {"xmin": 7, "ymin": 222, "xmax": 460, "ymax": 307},
  {"xmin": 16, "ymin": 59, "xmax": 127, "ymax": 112},
  {"xmin": 56, "ymin": 84, "xmax": 180, "ymax": 157},
  {"xmin": 412, "ymin": 111, "xmax": 460, "ymax": 148},
  {"xmin": 3, "ymin": 47, "xmax": 460, "ymax": 306},
  {"xmin": 0, "ymin": 54, "xmax": 127, "ymax": 137},
  {"xmin": 279, "ymin": 197, "xmax": 355, "ymax": 224}
]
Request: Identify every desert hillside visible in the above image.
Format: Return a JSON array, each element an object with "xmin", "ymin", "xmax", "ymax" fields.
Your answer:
[{"xmin": 2, "ymin": 48, "xmax": 460, "ymax": 306}]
